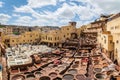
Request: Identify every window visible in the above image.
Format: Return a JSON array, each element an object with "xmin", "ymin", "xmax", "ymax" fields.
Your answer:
[
  {"xmin": 104, "ymin": 40, "xmax": 106, "ymax": 44},
  {"xmin": 116, "ymin": 48, "xmax": 118, "ymax": 53},
  {"xmin": 12, "ymin": 40, "xmax": 14, "ymax": 42},
  {"xmin": 55, "ymin": 37, "xmax": 56, "ymax": 40},
  {"xmin": 64, "ymin": 35, "xmax": 65, "ymax": 38},
  {"xmin": 30, "ymin": 35, "xmax": 32, "ymax": 37},
  {"xmin": 116, "ymin": 40, "xmax": 119, "ymax": 44},
  {"xmin": 104, "ymin": 36, "xmax": 106, "ymax": 38},
  {"xmin": 23, "ymin": 40, "xmax": 25, "ymax": 42},
  {"xmin": 48, "ymin": 37, "xmax": 50, "ymax": 40},
  {"xmin": 67, "ymin": 28, "xmax": 69, "ymax": 30},
  {"xmin": 67, "ymin": 33, "xmax": 69, "ymax": 35},
  {"xmin": 110, "ymin": 40, "xmax": 112, "ymax": 44},
  {"xmin": 115, "ymin": 26, "xmax": 119, "ymax": 29},
  {"xmin": 111, "ymin": 27, "xmax": 114, "ymax": 30}
]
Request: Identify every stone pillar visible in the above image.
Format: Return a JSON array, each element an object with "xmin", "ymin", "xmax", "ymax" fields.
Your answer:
[
  {"xmin": 48, "ymin": 43, "xmax": 50, "ymax": 46},
  {"xmin": 53, "ymin": 43, "xmax": 55, "ymax": 47}
]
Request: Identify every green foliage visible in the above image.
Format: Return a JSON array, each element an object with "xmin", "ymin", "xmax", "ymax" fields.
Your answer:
[
  {"xmin": 0, "ymin": 25, "xmax": 5, "ymax": 28},
  {"xmin": 13, "ymin": 32, "xmax": 20, "ymax": 35}
]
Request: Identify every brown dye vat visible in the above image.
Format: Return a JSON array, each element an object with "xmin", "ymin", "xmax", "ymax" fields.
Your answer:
[
  {"xmin": 82, "ymin": 53, "xmax": 87, "ymax": 56},
  {"xmin": 39, "ymin": 76, "xmax": 51, "ymax": 80},
  {"xmin": 49, "ymin": 72, "xmax": 57, "ymax": 77},
  {"xmin": 68, "ymin": 69, "xmax": 77, "ymax": 75},
  {"xmin": 42, "ymin": 58, "xmax": 48, "ymax": 62},
  {"xmin": 63, "ymin": 74, "xmax": 74, "ymax": 80},
  {"xmin": 74, "ymin": 61, "xmax": 79, "ymax": 64},
  {"xmin": 26, "ymin": 74, "xmax": 35, "ymax": 80},
  {"xmin": 72, "ymin": 64, "xmax": 79, "ymax": 68},
  {"xmin": 94, "ymin": 60, "xmax": 99, "ymax": 65},
  {"xmin": 94, "ymin": 64, "xmax": 102, "ymax": 68},
  {"xmin": 94, "ymin": 68, "xmax": 102, "ymax": 73},
  {"xmin": 107, "ymin": 70, "xmax": 114, "ymax": 75},
  {"xmin": 11, "ymin": 75, "xmax": 25, "ymax": 80},
  {"xmin": 103, "ymin": 66, "xmax": 108, "ymax": 69},
  {"xmin": 76, "ymin": 74, "xmax": 86, "ymax": 80},
  {"xmin": 95, "ymin": 73, "xmax": 106, "ymax": 80},
  {"xmin": 53, "ymin": 77, "xmax": 62, "ymax": 80},
  {"xmin": 34, "ymin": 71, "xmax": 42, "ymax": 77},
  {"xmin": 79, "ymin": 69, "xmax": 86, "ymax": 74},
  {"xmin": 41, "ymin": 70, "xmax": 46, "ymax": 73}
]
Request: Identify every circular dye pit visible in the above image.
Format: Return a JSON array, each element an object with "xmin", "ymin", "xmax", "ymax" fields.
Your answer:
[
  {"xmin": 95, "ymin": 73, "xmax": 106, "ymax": 80},
  {"xmin": 107, "ymin": 70, "xmax": 113, "ymax": 75},
  {"xmin": 0, "ymin": 65, "xmax": 2, "ymax": 71},
  {"xmin": 94, "ymin": 68, "xmax": 102, "ymax": 73},
  {"xmin": 11, "ymin": 75, "xmax": 25, "ymax": 80},
  {"xmin": 103, "ymin": 66, "xmax": 109, "ymax": 71},
  {"xmin": 26, "ymin": 74, "xmax": 36, "ymax": 80},
  {"xmin": 79, "ymin": 69, "xmax": 87, "ymax": 74},
  {"xmin": 68, "ymin": 69, "xmax": 77, "ymax": 75},
  {"xmin": 63, "ymin": 74, "xmax": 74, "ymax": 80},
  {"xmin": 72, "ymin": 64, "xmax": 79, "ymax": 68},
  {"xmin": 39, "ymin": 76, "xmax": 51, "ymax": 80},
  {"xmin": 58, "ymin": 65, "xmax": 65, "ymax": 70},
  {"xmin": 94, "ymin": 60, "xmax": 99, "ymax": 65},
  {"xmin": 53, "ymin": 77, "xmax": 62, "ymax": 80},
  {"xmin": 42, "ymin": 58, "xmax": 48, "ymax": 62},
  {"xmin": 24, "ymin": 72, "xmax": 32, "ymax": 74},
  {"xmin": 62, "ymin": 63, "xmax": 69, "ymax": 66},
  {"xmin": 41, "ymin": 70, "xmax": 46, "ymax": 73},
  {"xmin": 34, "ymin": 71, "xmax": 42, "ymax": 77},
  {"xmin": 76, "ymin": 74, "xmax": 86, "ymax": 80},
  {"xmin": 49, "ymin": 72, "xmax": 57, "ymax": 77},
  {"xmin": 74, "ymin": 61, "xmax": 79, "ymax": 64}
]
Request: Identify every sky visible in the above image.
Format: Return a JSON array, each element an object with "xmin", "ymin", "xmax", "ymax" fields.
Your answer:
[{"xmin": 0, "ymin": 0, "xmax": 120, "ymax": 27}]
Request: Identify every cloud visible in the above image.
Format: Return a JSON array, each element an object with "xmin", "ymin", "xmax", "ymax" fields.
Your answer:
[
  {"xmin": 15, "ymin": 16, "xmax": 32, "ymax": 26},
  {"xmin": 13, "ymin": 0, "xmax": 120, "ymax": 27},
  {"xmin": 27, "ymin": 0, "xmax": 57, "ymax": 8},
  {"xmin": 91, "ymin": 0, "xmax": 120, "ymax": 14},
  {"xmin": 14, "ymin": 1, "xmax": 102, "ymax": 27},
  {"xmin": 12, "ymin": 14, "xmax": 21, "ymax": 17},
  {"xmin": 0, "ymin": 13, "xmax": 11, "ymax": 24},
  {"xmin": 14, "ymin": 5, "xmax": 34, "ymax": 13},
  {"xmin": 59, "ymin": 0, "xmax": 66, "ymax": 2},
  {"xmin": 54, "ymin": 3, "xmax": 75, "ymax": 19},
  {"xmin": 0, "ymin": 1, "xmax": 4, "ymax": 7}
]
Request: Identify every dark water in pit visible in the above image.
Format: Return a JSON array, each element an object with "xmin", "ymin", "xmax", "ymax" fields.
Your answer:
[
  {"xmin": 11, "ymin": 75, "xmax": 25, "ymax": 80},
  {"xmin": 63, "ymin": 74, "xmax": 74, "ymax": 80},
  {"xmin": 68, "ymin": 69, "xmax": 77, "ymax": 75}
]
